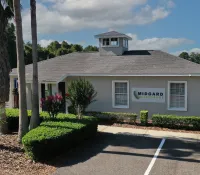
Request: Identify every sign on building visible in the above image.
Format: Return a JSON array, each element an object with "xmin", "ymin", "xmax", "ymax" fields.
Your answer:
[{"xmin": 132, "ymin": 88, "xmax": 165, "ymax": 103}]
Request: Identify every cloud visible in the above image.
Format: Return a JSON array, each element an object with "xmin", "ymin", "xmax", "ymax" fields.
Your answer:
[
  {"xmin": 38, "ymin": 39, "xmax": 71, "ymax": 47},
  {"xmin": 38, "ymin": 39, "xmax": 54, "ymax": 47},
  {"xmin": 22, "ymin": 0, "xmax": 174, "ymax": 40},
  {"xmin": 173, "ymin": 48, "xmax": 200, "ymax": 56},
  {"xmin": 127, "ymin": 33, "xmax": 193, "ymax": 51}
]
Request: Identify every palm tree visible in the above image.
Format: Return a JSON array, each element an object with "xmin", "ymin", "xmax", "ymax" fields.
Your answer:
[
  {"xmin": 29, "ymin": 0, "xmax": 40, "ymax": 130},
  {"xmin": 13, "ymin": 0, "xmax": 28, "ymax": 142},
  {"xmin": 0, "ymin": 0, "xmax": 13, "ymax": 134}
]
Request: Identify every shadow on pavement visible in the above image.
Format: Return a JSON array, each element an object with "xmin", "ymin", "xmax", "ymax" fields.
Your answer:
[{"xmin": 47, "ymin": 131, "xmax": 200, "ymax": 167}]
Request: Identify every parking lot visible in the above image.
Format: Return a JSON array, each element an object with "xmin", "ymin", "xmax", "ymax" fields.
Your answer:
[{"xmin": 54, "ymin": 128, "xmax": 200, "ymax": 175}]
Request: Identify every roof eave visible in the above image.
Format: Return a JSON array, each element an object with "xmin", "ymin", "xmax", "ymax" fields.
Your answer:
[{"xmin": 94, "ymin": 35, "xmax": 132, "ymax": 40}]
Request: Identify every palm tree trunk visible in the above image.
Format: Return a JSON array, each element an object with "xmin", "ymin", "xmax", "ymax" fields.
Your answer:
[
  {"xmin": 13, "ymin": 0, "xmax": 28, "ymax": 142},
  {"xmin": 0, "ymin": 4, "xmax": 11, "ymax": 134},
  {"xmin": 29, "ymin": 0, "xmax": 40, "ymax": 130}
]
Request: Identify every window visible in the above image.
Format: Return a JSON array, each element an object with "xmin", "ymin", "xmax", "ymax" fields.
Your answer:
[
  {"xmin": 123, "ymin": 39, "xmax": 128, "ymax": 48},
  {"xmin": 45, "ymin": 84, "xmax": 52, "ymax": 96},
  {"xmin": 112, "ymin": 81, "xmax": 129, "ymax": 108},
  {"xmin": 102, "ymin": 38, "xmax": 109, "ymax": 46},
  {"xmin": 168, "ymin": 81, "xmax": 187, "ymax": 111},
  {"xmin": 111, "ymin": 38, "xmax": 119, "ymax": 46}
]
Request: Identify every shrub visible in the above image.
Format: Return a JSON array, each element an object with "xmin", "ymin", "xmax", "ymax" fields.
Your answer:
[
  {"xmin": 66, "ymin": 78, "xmax": 97, "ymax": 119},
  {"xmin": 152, "ymin": 114, "xmax": 200, "ymax": 130},
  {"xmin": 22, "ymin": 115, "xmax": 98, "ymax": 161},
  {"xmin": 85, "ymin": 111, "xmax": 137, "ymax": 124},
  {"xmin": 6, "ymin": 108, "xmax": 49, "ymax": 132},
  {"xmin": 40, "ymin": 94, "xmax": 63, "ymax": 118},
  {"xmin": 140, "ymin": 110, "xmax": 148, "ymax": 126}
]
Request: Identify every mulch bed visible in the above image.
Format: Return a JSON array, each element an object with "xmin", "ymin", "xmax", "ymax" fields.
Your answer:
[
  {"xmin": 0, "ymin": 134, "xmax": 56, "ymax": 175},
  {"xmin": 99, "ymin": 120, "xmax": 200, "ymax": 134}
]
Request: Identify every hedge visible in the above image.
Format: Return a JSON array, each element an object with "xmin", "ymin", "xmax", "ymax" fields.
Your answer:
[
  {"xmin": 6, "ymin": 108, "xmax": 50, "ymax": 132},
  {"xmin": 140, "ymin": 110, "xmax": 148, "ymax": 126},
  {"xmin": 85, "ymin": 111, "xmax": 137, "ymax": 123},
  {"xmin": 152, "ymin": 114, "xmax": 200, "ymax": 130},
  {"xmin": 22, "ymin": 115, "xmax": 98, "ymax": 161}
]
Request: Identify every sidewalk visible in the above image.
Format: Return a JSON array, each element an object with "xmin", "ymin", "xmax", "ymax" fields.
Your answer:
[{"xmin": 98, "ymin": 125, "xmax": 200, "ymax": 141}]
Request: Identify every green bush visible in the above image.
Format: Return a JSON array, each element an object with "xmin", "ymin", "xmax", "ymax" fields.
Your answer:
[
  {"xmin": 140, "ymin": 110, "xmax": 148, "ymax": 126},
  {"xmin": 85, "ymin": 111, "xmax": 137, "ymax": 124},
  {"xmin": 152, "ymin": 114, "xmax": 200, "ymax": 130},
  {"xmin": 6, "ymin": 108, "xmax": 49, "ymax": 132},
  {"xmin": 22, "ymin": 115, "xmax": 98, "ymax": 161},
  {"xmin": 66, "ymin": 78, "xmax": 97, "ymax": 119}
]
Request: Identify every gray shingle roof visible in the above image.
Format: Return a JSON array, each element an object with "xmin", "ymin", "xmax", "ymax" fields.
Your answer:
[
  {"xmin": 95, "ymin": 31, "xmax": 132, "ymax": 40},
  {"xmin": 10, "ymin": 50, "xmax": 200, "ymax": 83}
]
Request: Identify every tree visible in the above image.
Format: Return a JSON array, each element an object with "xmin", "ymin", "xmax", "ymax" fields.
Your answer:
[
  {"xmin": 179, "ymin": 51, "xmax": 200, "ymax": 64},
  {"xmin": 47, "ymin": 41, "xmax": 61, "ymax": 55},
  {"xmin": 61, "ymin": 41, "xmax": 70, "ymax": 49},
  {"xmin": 24, "ymin": 43, "xmax": 32, "ymax": 64},
  {"xmin": 6, "ymin": 23, "xmax": 17, "ymax": 68},
  {"xmin": 13, "ymin": 0, "xmax": 29, "ymax": 142},
  {"xmin": 179, "ymin": 52, "xmax": 190, "ymax": 60},
  {"xmin": 66, "ymin": 79, "xmax": 97, "ymax": 119},
  {"xmin": 70, "ymin": 44, "xmax": 83, "ymax": 52},
  {"xmin": 29, "ymin": 0, "xmax": 39, "ymax": 130},
  {"xmin": 0, "ymin": 0, "xmax": 13, "ymax": 134},
  {"xmin": 190, "ymin": 52, "xmax": 200, "ymax": 64},
  {"xmin": 84, "ymin": 45, "xmax": 98, "ymax": 52}
]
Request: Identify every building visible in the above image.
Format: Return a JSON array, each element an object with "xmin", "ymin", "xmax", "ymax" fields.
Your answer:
[{"xmin": 9, "ymin": 31, "xmax": 200, "ymax": 116}]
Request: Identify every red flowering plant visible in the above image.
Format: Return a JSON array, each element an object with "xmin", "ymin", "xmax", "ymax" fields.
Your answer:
[
  {"xmin": 40, "ymin": 94, "xmax": 63, "ymax": 118},
  {"xmin": 66, "ymin": 78, "xmax": 97, "ymax": 119}
]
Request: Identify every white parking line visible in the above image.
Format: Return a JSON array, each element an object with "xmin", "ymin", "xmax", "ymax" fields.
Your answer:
[{"xmin": 144, "ymin": 138, "xmax": 166, "ymax": 175}]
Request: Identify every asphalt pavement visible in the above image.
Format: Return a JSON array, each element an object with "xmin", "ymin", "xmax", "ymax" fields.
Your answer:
[{"xmin": 53, "ymin": 129, "xmax": 200, "ymax": 175}]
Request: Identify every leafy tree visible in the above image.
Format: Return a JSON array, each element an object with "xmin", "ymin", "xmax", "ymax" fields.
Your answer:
[
  {"xmin": 24, "ymin": 44, "xmax": 32, "ymax": 64},
  {"xmin": 47, "ymin": 41, "xmax": 61, "ymax": 55},
  {"xmin": 61, "ymin": 41, "xmax": 70, "ymax": 49},
  {"xmin": 6, "ymin": 23, "xmax": 17, "ymax": 68},
  {"xmin": 0, "ymin": 0, "xmax": 13, "ymax": 134},
  {"xmin": 179, "ymin": 52, "xmax": 190, "ymax": 60},
  {"xmin": 84, "ymin": 45, "xmax": 98, "ymax": 52},
  {"xmin": 56, "ymin": 48, "xmax": 69, "ymax": 56},
  {"xmin": 70, "ymin": 44, "xmax": 83, "ymax": 52},
  {"xmin": 190, "ymin": 52, "xmax": 200, "ymax": 64},
  {"xmin": 66, "ymin": 78, "xmax": 97, "ymax": 119},
  {"xmin": 179, "ymin": 51, "xmax": 200, "ymax": 64}
]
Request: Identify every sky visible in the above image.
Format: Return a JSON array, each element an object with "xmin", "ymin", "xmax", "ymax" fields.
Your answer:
[{"xmin": 20, "ymin": 0, "xmax": 200, "ymax": 55}]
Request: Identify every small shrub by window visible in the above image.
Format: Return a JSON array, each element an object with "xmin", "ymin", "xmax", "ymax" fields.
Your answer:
[
  {"xmin": 66, "ymin": 78, "xmax": 97, "ymax": 119},
  {"xmin": 140, "ymin": 110, "xmax": 148, "ymax": 126}
]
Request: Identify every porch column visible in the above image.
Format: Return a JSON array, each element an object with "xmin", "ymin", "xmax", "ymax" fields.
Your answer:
[
  {"xmin": 26, "ymin": 83, "xmax": 32, "ymax": 110},
  {"xmin": 65, "ymin": 81, "xmax": 69, "ymax": 114},
  {"xmin": 52, "ymin": 83, "xmax": 59, "ymax": 95},
  {"xmin": 9, "ymin": 76, "xmax": 14, "ymax": 108},
  {"xmin": 38, "ymin": 83, "xmax": 42, "ymax": 111}
]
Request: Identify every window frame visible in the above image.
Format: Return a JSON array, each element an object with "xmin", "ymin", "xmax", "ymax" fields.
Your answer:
[
  {"xmin": 112, "ymin": 80, "xmax": 129, "ymax": 109},
  {"xmin": 123, "ymin": 39, "xmax": 128, "ymax": 48},
  {"xmin": 167, "ymin": 81, "xmax": 187, "ymax": 111},
  {"xmin": 102, "ymin": 38, "xmax": 119, "ymax": 47}
]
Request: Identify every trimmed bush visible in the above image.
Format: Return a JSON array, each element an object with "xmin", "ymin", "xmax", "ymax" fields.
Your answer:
[
  {"xmin": 152, "ymin": 114, "xmax": 200, "ymax": 130},
  {"xmin": 85, "ymin": 111, "xmax": 137, "ymax": 124},
  {"xmin": 6, "ymin": 108, "xmax": 49, "ymax": 132},
  {"xmin": 22, "ymin": 115, "xmax": 98, "ymax": 161},
  {"xmin": 140, "ymin": 110, "xmax": 148, "ymax": 126}
]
